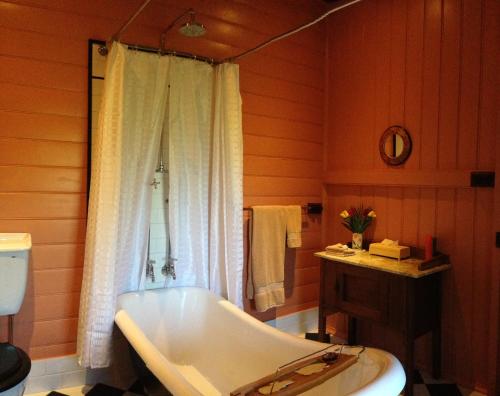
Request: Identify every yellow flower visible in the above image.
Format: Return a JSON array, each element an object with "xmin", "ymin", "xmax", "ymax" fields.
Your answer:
[
  {"xmin": 339, "ymin": 210, "xmax": 350, "ymax": 218},
  {"xmin": 367, "ymin": 210, "xmax": 376, "ymax": 218}
]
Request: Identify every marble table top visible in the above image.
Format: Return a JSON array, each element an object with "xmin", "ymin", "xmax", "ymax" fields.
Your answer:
[{"xmin": 314, "ymin": 250, "xmax": 451, "ymax": 278}]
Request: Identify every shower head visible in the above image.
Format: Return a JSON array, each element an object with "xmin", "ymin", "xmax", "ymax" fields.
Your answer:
[{"xmin": 179, "ymin": 10, "xmax": 206, "ymax": 37}]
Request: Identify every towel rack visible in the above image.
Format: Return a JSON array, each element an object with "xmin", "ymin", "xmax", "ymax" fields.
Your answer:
[{"xmin": 243, "ymin": 202, "xmax": 323, "ymax": 215}]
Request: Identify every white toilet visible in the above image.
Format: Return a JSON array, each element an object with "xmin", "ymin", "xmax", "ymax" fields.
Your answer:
[{"xmin": 0, "ymin": 234, "xmax": 32, "ymax": 396}]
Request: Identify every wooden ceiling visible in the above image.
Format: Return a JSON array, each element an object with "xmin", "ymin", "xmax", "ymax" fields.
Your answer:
[{"xmin": 113, "ymin": 0, "xmax": 329, "ymax": 60}]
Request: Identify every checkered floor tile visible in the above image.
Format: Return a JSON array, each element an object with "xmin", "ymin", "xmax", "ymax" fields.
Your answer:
[
  {"xmin": 43, "ymin": 381, "xmax": 148, "ymax": 396},
  {"xmin": 42, "ymin": 371, "xmax": 483, "ymax": 396},
  {"xmin": 400, "ymin": 370, "xmax": 484, "ymax": 396}
]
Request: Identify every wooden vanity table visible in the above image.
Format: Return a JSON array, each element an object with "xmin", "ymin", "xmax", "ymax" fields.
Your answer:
[{"xmin": 315, "ymin": 251, "xmax": 451, "ymax": 396}]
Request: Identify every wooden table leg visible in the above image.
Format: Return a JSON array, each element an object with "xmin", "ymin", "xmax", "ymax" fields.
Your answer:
[
  {"xmin": 432, "ymin": 275, "xmax": 442, "ymax": 379},
  {"xmin": 432, "ymin": 325, "xmax": 442, "ymax": 379},
  {"xmin": 317, "ymin": 258, "xmax": 330, "ymax": 343},
  {"xmin": 347, "ymin": 316, "xmax": 357, "ymax": 345},
  {"xmin": 405, "ymin": 333, "xmax": 414, "ymax": 396},
  {"xmin": 318, "ymin": 305, "xmax": 327, "ymax": 342},
  {"xmin": 404, "ymin": 279, "xmax": 415, "ymax": 396}
]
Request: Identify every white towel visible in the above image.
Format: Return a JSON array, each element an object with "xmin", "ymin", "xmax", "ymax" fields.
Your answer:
[
  {"xmin": 247, "ymin": 206, "xmax": 287, "ymax": 312},
  {"xmin": 247, "ymin": 205, "xmax": 303, "ymax": 312},
  {"xmin": 286, "ymin": 205, "xmax": 302, "ymax": 248},
  {"xmin": 325, "ymin": 243, "xmax": 355, "ymax": 257}
]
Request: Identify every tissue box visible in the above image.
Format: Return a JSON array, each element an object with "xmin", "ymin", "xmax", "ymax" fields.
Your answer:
[{"xmin": 369, "ymin": 242, "xmax": 410, "ymax": 260}]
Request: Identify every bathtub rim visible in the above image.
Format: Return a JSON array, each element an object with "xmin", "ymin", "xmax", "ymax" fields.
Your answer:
[
  {"xmin": 115, "ymin": 309, "xmax": 201, "ymax": 395},
  {"xmin": 115, "ymin": 286, "xmax": 406, "ymax": 396}
]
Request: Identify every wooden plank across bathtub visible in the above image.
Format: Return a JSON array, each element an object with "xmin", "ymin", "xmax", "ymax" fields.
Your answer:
[{"xmin": 230, "ymin": 353, "xmax": 358, "ymax": 396}]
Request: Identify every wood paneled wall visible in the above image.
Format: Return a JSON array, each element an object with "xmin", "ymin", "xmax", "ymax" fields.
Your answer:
[
  {"xmin": 0, "ymin": 0, "xmax": 326, "ymax": 359},
  {"xmin": 239, "ymin": 25, "xmax": 325, "ymax": 319},
  {"xmin": 324, "ymin": 0, "xmax": 498, "ymax": 392}
]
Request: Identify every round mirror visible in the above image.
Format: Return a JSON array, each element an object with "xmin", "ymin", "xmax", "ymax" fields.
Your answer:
[{"xmin": 379, "ymin": 126, "xmax": 412, "ymax": 166}]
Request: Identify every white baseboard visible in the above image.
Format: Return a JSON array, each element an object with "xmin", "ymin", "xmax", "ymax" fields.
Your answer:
[
  {"xmin": 25, "ymin": 355, "xmax": 109, "ymax": 394},
  {"xmin": 266, "ymin": 307, "xmax": 347, "ymax": 344},
  {"xmin": 265, "ymin": 307, "xmax": 319, "ymax": 336}
]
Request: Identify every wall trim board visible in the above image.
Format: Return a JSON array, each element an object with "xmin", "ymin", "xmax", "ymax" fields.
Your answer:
[
  {"xmin": 25, "ymin": 354, "xmax": 110, "ymax": 394},
  {"xmin": 323, "ymin": 169, "xmax": 492, "ymax": 188}
]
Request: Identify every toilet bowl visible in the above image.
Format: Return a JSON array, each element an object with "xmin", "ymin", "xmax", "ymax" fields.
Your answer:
[
  {"xmin": 0, "ymin": 234, "xmax": 32, "ymax": 396},
  {"xmin": 0, "ymin": 343, "xmax": 31, "ymax": 396}
]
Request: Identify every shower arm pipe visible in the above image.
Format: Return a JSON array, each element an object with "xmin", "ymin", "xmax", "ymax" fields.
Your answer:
[
  {"xmin": 110, "ymin": 0, "xmax": 154, "ymax": 43},
  {"xmin": 221, "ymin": 0, "xmax": 363, "ymax": 63},
  {"xmin": 105, "ymin": 3, "xmax": 215, "ymax": 63},
  {"xmin": 159, "ymin": 8, "xmax": 194, "ymax": 54}
]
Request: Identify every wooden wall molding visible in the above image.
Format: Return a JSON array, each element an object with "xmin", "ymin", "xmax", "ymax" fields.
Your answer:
[{"xmin": 323, "ymin": 169, "xmax": 493, "ymax": 188}]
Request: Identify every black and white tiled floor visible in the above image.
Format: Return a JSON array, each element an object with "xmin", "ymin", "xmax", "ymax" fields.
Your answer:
[
  {"xmin": 406, "ymin": 370, "xmax": 484, "ymax": 396},
  {"xmin": 34, "ymin": 371, "xmax": 484, "ymax": 396},
  {"xmin": 42, "ymin": 380, "xmax": 148, "ymax": 396}
]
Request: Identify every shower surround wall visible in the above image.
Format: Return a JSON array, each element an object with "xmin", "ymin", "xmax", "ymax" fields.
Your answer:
[
  {"xmin": 146, "ymin": 172, "xmax": 170, "ymax": 289},
  {"xmin": 0, "ymin": 0, "xmax": 325, "ymax": 359},
  {"xmin": 323, "ymin": 0, "xmax": 498, "ymax": 393}
]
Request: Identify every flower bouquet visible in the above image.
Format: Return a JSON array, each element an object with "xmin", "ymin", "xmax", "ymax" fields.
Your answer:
[{"xmin": 339, "ymin": 207, "xmax": 376, "ymax": 249}]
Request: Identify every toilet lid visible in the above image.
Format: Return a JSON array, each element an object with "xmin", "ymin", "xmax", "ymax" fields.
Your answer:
[{"xmin": 0, "ymin": 343, "xmax": 31, "ymax": 392}]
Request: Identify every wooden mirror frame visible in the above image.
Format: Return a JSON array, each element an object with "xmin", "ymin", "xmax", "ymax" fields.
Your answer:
[{"xmin": 379, "ymin": 125, "xmax": 412, "ymax": 166}]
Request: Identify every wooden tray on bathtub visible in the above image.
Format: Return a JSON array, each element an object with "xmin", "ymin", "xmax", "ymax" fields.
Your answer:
[{"xmin": 230, "ymin": 353, "xmax": 358, "ymax": 396}]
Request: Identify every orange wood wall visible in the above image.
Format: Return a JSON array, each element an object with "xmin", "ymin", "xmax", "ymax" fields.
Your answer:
[
  {"xmin": 323, "ymin": 0, "xmax": 498, "ymax": 392},
  {"xmin": 0, "ymin": 0, "xmax": 325, "ymax": 359},
  {"xmin": 238, "ymin": 12, "xmax": 325, "ymax": 319}
]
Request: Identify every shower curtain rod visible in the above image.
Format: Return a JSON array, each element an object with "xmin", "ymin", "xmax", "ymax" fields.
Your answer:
[
  {"xmin": 114, "ymin": 42, "xmax": 217, "ymax": 65},
  {"xmin": 221, "ymin": 0, "xmax": 363, "ymax": 63},
  {"xmin": 105, "ymin": 0, "xmax": 362, "ymax": 64}
]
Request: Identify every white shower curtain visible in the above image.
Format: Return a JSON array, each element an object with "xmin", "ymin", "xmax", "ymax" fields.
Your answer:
[
  {"xmin": 167, "ymin": 59, "xmax": 244, "ymax": 308},
  {"xmin": 78, "ymin": 44, "xmax": 243, "ymax": 368},
  {"xmin": 78, "ymin": 43, "xmax": 170, "ymax": 368},
  {"xmin": 167, "ymin": 57, "xmax": 213, "ymax": 288},
  {"xmin": 209, "ymin": 64, "xmax": 244, "ymax": 308}
]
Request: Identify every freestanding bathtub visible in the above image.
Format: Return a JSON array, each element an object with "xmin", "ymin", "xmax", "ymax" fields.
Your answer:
[{"xmin": 115, "ymin": 287, "xmax": 405, "ymax": 395}]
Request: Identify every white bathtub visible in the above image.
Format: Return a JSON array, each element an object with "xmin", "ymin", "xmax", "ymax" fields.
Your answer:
[{"xmin": 115, "ymin": 287, "xmax": 405, "ymax": 395}]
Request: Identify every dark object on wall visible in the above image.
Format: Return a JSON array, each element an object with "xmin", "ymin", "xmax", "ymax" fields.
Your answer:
[
  {"xmin": 379, "ymin": 125, "xmax": 412, "ymax": 166},
  {"xmin": 470, "ymin": 171, "xmax": 495, "ymax": 187},
  {"xmin": 496, "ymin": 232, "xmax": 500, "ymax": 248},
  {"xmin": 307, "ymin": 202, "xmax": 323, "ymax": 214}
]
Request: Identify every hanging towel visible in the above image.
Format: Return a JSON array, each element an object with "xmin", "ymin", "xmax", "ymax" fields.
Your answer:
[
  {"xmin": 247, "ymin": 206, "xmax": 287, "ymax": 312},
  {"xmin": 247, "ymin": 205, "xmax": 302, "ymax": 312},
  {"xmin": 286, "ymin": 205, "xmax": 302, "ymax": 248}
]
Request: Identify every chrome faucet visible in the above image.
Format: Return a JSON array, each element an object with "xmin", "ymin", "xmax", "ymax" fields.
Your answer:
[
  {"xmin": 161, "ymin": 256, "xmax": 176, "ymax": 280},
  {"xmin": 146, "ymin": 258, "xmax": 155, "ymax": 282},
  {"xmin": 150, "ymin": 178, "xmax": 161, "ymax": 189}
]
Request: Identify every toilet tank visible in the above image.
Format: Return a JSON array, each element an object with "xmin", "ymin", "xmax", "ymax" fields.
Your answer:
[{"xmin": 0, "ymin": 233, "xmax": 31, "ymax": 316}]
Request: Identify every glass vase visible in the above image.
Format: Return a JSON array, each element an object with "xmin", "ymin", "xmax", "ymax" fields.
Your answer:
[{"xmin": 352, "ymin": 233, "xmax": 363, "ymax": 250}]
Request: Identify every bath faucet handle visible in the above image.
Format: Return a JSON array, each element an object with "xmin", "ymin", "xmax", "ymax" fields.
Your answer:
[
  {"xmin": 146, "ymin": 259, "xmax": 156, "ymax": 282},
  {"xmin": 161, "ymin": 256, "xmax": 177, "ymax": 280},
  {"xmin": 150, "ymin": 178, "xmax": 161, "ymax": 189}
]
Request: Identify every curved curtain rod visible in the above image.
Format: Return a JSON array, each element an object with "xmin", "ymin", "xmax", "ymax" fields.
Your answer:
[
  {"xmin": 107, "ymin": 0, "xmax": 362, "ymax": 64},
  {"xmin": 222, "ymin": 0, "xmax": 363, "ymax": 63},
  {"xmin": 111, "ymin": 0, "xmax": 154, "ymax": 42}
]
